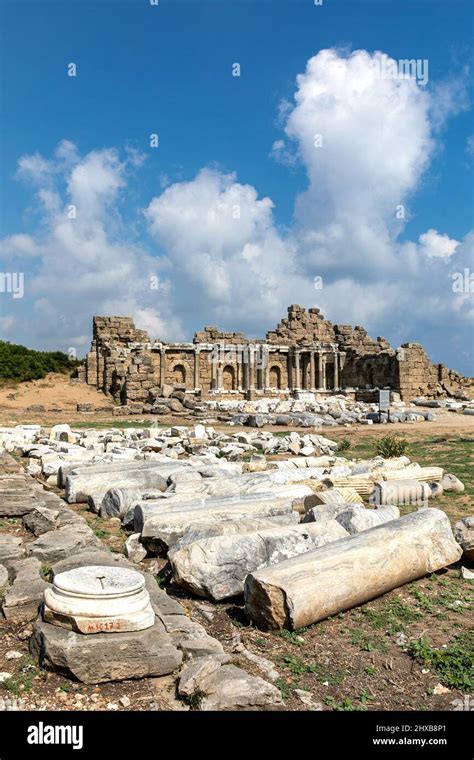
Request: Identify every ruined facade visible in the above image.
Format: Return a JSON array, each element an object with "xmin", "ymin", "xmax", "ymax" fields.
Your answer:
[{"xmin": 77, "ymin": 305, "xmax": 472, "ymax": 405}]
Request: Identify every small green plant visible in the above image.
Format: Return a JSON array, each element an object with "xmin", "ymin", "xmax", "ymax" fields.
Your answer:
[
  {"xmin": 281, "ymin": 655, "xmax": 318, "ymax": 677},
  {"xmin": 374, "ymin": 435, "xmax": 409, "ymax": 458},
  {"xmin": 276, "ymin": 629, "xmax": 305, "ymax": 646},
  {"xmin": 358, "ymin": 689, "xmax": 374, "ymax": 704},
  {"xmin": 364, "ymin": 665, "xmax": 376, "ymax": 676},
  {"xmin": 188, "ymin": 689, "xmax": 206, "ymax": 709},
  {"xmin": 410, "ymin": 588, "xmax": 436, "ymax": 614},
  {"xmin": 350, "ymin": 628, "xmax": 388, "ymax": 653},
  {"xmin": 408, "ymin": 633, "xmax": 473, "ymax": 691},
  {"xmin": 0, "ymin": 657, "xmax": 37, "ymax": 696},
  {"xmin": 275, "ymin": 677, "xmax": 294, "ymax": 700},
  {"xmin": 324, "ymin": 696, "xmax": 368, "ymax": 712},
  {"xmin": 155, "ymin": 565, "xmax": 172, "ymax": 588},
  {"xmin": 362, "ymin": 596, "xmax": 423, "ymax": 634},
  {"xmin": 59, "ymin": 682, "xmax": 72, "ymax": 693},
  {"xmin": 337, "ymin": 438, "xmax": 351, "ymax": 452}
]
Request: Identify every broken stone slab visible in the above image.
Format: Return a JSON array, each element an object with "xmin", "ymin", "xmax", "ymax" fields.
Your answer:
[
  {"xmin": 178, "ymin": 660, "xmax": 284, "ymax": 711},
  {"xmin": 381, "ymin": 465, "xmax": 444, "ymax": 482},
  {"xmin": 8, "ymin": 556, "xmax": 42, "ymax": 582},
  {"xmin": 244, "ymin": 508, "xmax": 462, "ymax": 630},
  {"xmin": 23, "ymin": 506, "xmax": 60, "ymax": 536},
  {"xmin": 232, "ymin": 643, "xmax": 280, "ymax": 682},
  {"xmin": 0, "ymin": 564, "xmax": 8, "ymax": 592},
  {"xmin": 303, "ymin": 502, "xmax": 355, "ymax": 523},
  {"xmin": 124, "ymin": 533, "xmax": 147, "ymax": 563},
  {"xmin": 0, "ymin": 536, "xmax": 25, "ymax": 566},
  {"xmin": 51, "ymin": 550, "xmax": 133, "ymax": 578},
  {"xmin": 2, "ymin": 576, "xmax": 50, "ymax": 623},
  {"xmin": 335, "ymin": 505, "xmax": 400, "ymax": 534},
  {"xmin": 454, "ymin": 517, "xmax": 474, "ymax": 562},
  {"xmin": 29, "ymin": 618, "xmax": 183, "ymax": 684},
  {"xmin": 170, "ymin": 521, "xmax": 349, "ymax": 601},
  {"xmin": 177, "ymin": 654, "xmax": 231, "ymax": 695},
  {"xmin": 56, "ymin": 509, "xmax": 88, "ymax": 528},
  {"xmin": 0, "ymin": 494, "xmax": 44, "ymax": 517},
  {"xmin": 142, "ymin": 574, "xmax": 187, "ymax": 617},
  {"xmin": 371, "ymin": 479, "xmax": 431, "ymax": 506},
  {"xmin": 160, "ymin": 612, "xmax": 225, "ymax": 658},
  {"xmin": 308, "ymin": 490, "xmax": 346, "ymax": 506},
  {"xmin": 441, "ymin": 473, "xmax": 465, "ymax": 493},
  {"xmin": 26, "ymin": 524, "xmax": 103, "ymax": 564},
  {"xmin": 138, "ymin": 494, "xmax": 298, "ymax": 552}
]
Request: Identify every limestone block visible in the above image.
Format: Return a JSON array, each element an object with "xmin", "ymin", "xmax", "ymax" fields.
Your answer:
[
  {"xmin": 26, "ymin": 525, "xmax": 102, "ymax": 564},
  {"xmin": 3, "ymin": 577, "xmax": 50, "ymax": 623},
  {"xmin": 454, "ymin": 517, "xmax": 474, "ymax": 562},
  {"xmin": 23, "ymin": 506, "xmax": 60, "ymax": 536},
  {"xmin": 441, "ymin": 473, "xmax": 465, "ymax": 493},
  {"xmin": 30, "ymin": 618, "xmax": 182, "ymax": 684},
  {"xmin": 0, "ymin": 536, "xmax": 25, "ymax": 566},
  {"xmin": 178, "ymin": 659, "xmax": 284, "ymax": 711}
]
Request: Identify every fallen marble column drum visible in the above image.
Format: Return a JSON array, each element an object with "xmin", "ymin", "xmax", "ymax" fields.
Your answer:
[
  {"xmin": 371, "ymin": 479, "xmax": 431, "ymax": 506},
  {"xmin": 138, "ymin": 493, "xmax": 299, "ymax": 550},
  {"xmin": 169, "ymin": 520, "xmax": 348, "ymax": 601},
  {"xmin": 244, "ymin": 508, "xmax": 462, "ymax": 631},
  {"xmin": 64, "ymin": 463, "xmax": 181, "ymax": 503}
]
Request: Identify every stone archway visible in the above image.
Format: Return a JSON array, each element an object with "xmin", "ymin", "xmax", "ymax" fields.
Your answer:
[
  {"xmin": 222, "ymin": 365, "xmax": 235, "ymax": 391},
  {"xmin": 269, "ymin": 365, "xmax": 281, "ymax": 389},
  {"xmin": 173, "ymin": 364, "xmax": 186, "ymax": 384}
]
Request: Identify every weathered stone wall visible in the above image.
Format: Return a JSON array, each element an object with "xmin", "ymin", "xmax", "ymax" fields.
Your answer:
[
  {"xmin": 80, "ymin": 307, "xmax": 473, "ymax": 402},
  {"xmin": 267, "ymin": 305, "xmax": 336, "ymax": 344}
]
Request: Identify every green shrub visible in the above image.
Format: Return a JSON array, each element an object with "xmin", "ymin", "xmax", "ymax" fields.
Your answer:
[
  {"xmin": 374, "ymin": 434, "xmax": 409, "ymax": 458},
  {"xmin": 0, "ymin": 340, "xmax": 79, "ymax": 382},
  {"xmin": 337, "ymin": 438, "xmax": 351, "ymax": 452}
]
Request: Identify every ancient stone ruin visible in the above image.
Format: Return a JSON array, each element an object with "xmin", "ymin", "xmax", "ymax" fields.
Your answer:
[{"xmin": 78, "ymin": 305, "xmax": 472, "ymax": 406}]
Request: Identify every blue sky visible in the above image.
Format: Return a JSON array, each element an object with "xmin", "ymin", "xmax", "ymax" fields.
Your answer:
[{"xmin": 0, "ymin": 0, "xmax": 473, "ymax": 374}]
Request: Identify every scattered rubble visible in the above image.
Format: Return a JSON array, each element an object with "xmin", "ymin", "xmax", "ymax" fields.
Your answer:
[{"xmin": 0, "ymin": 420, "xmax": 469, "ymax": 711}]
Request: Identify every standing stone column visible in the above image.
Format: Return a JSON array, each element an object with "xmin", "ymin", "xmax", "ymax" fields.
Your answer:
[
  {"xmin": 310, "ymin": 351, "xmax": 316, "ymax": 391},
  {"xmin": 236, "ymin": 353, "xmax": 241, "ymax": 391},
  {"xmin": 321, "ymin": 356, "xmax": 327, "ymax": 390},
  {"xmin": 317, "ymin": 352, "xmax": 324, "ymax": 391},
  {"xmin": 301, "ymin": 353, "xmax": 307, "ymax": 390},
  {"xmin": 249, "ymin": 346, "xmax": 255, "ymax": 391},
  {"xmin": 287, "ymin": 353, "xmax": 293, "ymax": 391},
  {"xmin": 160, "ymin": 349, "xmax": 166, "ymax": 388},
  {"xmin": 294, "ymin": 351, "xmax": 301, "ymax": 391},
  {"xmin": 193, "ymin": 348, "xmax": 200, "ymax": 391},
  {"xmin": 242, "ymin": 347, "xmax": 249, "ymax": 391},
  {"xmin": 333, "ymin": 350, "xmax": 339, "ymax": 391},
  {"xmin": 265, "ymin": 349, "xmax": 270, "ymax": 389},
  {"xmin": 213, "ymin": 349, "xmax": 220, "ymax": 391}
]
